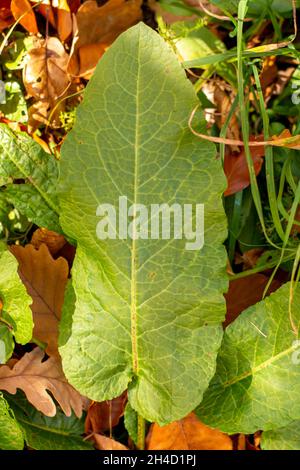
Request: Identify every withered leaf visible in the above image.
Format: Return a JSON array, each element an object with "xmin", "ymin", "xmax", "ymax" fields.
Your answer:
[
  {"xmin": 31, "ymin": 228, "xmax": 66, "ymax": 256},
  {"xmin": 224, "ymin": 274, "xmax": 282, "ymax": 327},
  {"xmin": 92, "ymin": 434, "xmax": 128, "ymax": 450},
  {"xmin": 0, "ymin": 347, "xmax": 83, "ymax": 417},
  {"xmin": 11, "ymin": 0, "xmax": 38, "ymax": 34},
  {"xmin": 224, "ymin": 138, "xmax": 265, "ymax": 196},
  {"xmin": 85, "ymin": 392, "xmax": 127, "ymax": 435},
  {"xmin": 68, "ymin": 0, "xmax": 142, "ymax": 78},
  {"xmin": 0, "ymin": 0, "xmax": 14, "ymax": 32},
  {"xmin": 11, "ymin": 244, "xmax": 69, "ymax": 357},
  {"xmin": 147, "ymin": 413, "xmax": 232, "ymax": 450},
  {"xmin": 23, "ymin": 36, "xmax": 70, "ymax": 128}
]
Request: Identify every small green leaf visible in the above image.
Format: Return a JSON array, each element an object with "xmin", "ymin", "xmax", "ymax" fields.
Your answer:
[
  {"xmin": 0, "ymin": 124, "xmax": 60, "ymax": 231},
  {"xmin": 6, "ymin": 392, "xmax": 93, "ymax": 451},
  {"xmin": 0, "ymin": 81, "xmax": 28, "ymax": 123},
  {"xmin": 124, "ymin": 402, "xmax": 138, "ymax": 446},
  {"xmin": 0, "ymin": 249, "xmax": 33, "ymax": 345},
  {"xmin": 0, "ymin": 393, "xmax": 24, "ymax": 450},
  {"xmin": 0, "ymin": 324, "xmax": 14, "ymax": 364},
  {"xmin": 59, "ymin": 23, "xmax": 227, "ymax": 425},
  {"xmin": 196, "ymin": 283, "xmax": 300, "ymax": 434},
  {"xmin": 59, "ymin": 280, "xmax": 76, "ymax": 348},
  {"xmin": 261, "ymin": 421, "xmax": 300, "ymax": 450}
]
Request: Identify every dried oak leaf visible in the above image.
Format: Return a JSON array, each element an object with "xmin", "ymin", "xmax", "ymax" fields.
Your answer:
[
  {"xmin": 85, "ymin": 392, "xmax": 127, "ymax": 435},
  {"xmin": 23, "ymin": 36, "xmax": 70, "ymax": 128},
  {"xmin": 11, "ymin": 0, "xmax": 38, "ymax": 34},
  {"xmin": 31, "ymin": 228, "xmax": 66, "ymax": 256},
  {"xmin": 68, "ymin": 0, "xmax": 142, "ymax": 79},
  {"xmin": 11, "ymin": 244, "xmax": 69, "ymax": 357},
  {"xmin": 0, "ymin": 347, "xmax": 83, "ymax": 417},
  {"xmin": 147, "ymin": 413, "xmax": 232, "ymax": 450}
]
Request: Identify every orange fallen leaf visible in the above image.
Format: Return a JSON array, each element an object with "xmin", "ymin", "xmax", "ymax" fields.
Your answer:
[
  {"xmin": 147, "ymin": 413, "xmax": 232, "ymax": 450},
  {"xmin": 85, "ymin": 392, "xmax": 127, "ymax": 435},
  {"xmin": 11, "ymin": 0, "xmax": 38, "ymax": 34},
  {"xmin": 11, "ymin": 244, "xmax": 69, "ymax": 357},
  {"xmin": 34, "ymin": 2, "xmax": 56, "ymax": 29},
  {"xmin": 0, "ymin": 347, "xmax": 84, "ymax": 417},
  {"xmin": 68, "ymin": 0, "xmax": 142, "ymax": 78}
]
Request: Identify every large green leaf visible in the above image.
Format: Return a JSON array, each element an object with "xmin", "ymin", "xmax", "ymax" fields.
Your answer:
[
  {"xmin": 0, "ymin": 124, "xmax": 60, "ymax": 231},
  {"xmin": 6, "ymin": 392, "xmax": 93, "ymax": 450},
  {"xmin": 196, "ymin": 282, "xmax": 300, "ymax": 434},
  {"xmin": 0, "ymin": 249, "xmax": 33, "ymax": 347},
  {"xmin": 0, "ymin": 393, "xmax": 24, "ymax": 450},
  {"xmin": 261, "ymin": 421, "xmax": 300, "ymax": 450},
  {"xmin": 59, "ymin": 22, "xmax": 227, "ymax": 425},
  {"xmin": 210, "ymin": 0, "xmax": 299, "ymax": 15}
]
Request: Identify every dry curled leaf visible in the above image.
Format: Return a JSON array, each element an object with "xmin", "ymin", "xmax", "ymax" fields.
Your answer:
[
  {"xmin": 11, "ymin": 0, "xmax": 38, "ymax": 34},
  {"xmin": 92, "ymin": 434, "xmax": 128, "ymax": 450},
  {"xmin": 11, "ymin": 244, "xmax": 69, "ymax": 357},
  {"xmin": 271, "ymin": 129, "xmax": 300, "ymax": 150},
  {"xmin": 85, "ymin": 392, "xmax": 127, "ymax": 435},
  {"xmin": 68, "ymin": 0, "xmax": 142, "ymax": 78},
  {"xmin": 31, "ymin": 228, "xmax": 66, "ymax": 255},
  {"xmin": 0, "ymin": 348, "xmax": 83, "ymax": 417},
  {"xmin": 147, "ymin": 413, "xmax": 232, "ymax": 450},
  {"xmin": 23, "ymin": 36, "xmax": 70, "ymax": 128}
]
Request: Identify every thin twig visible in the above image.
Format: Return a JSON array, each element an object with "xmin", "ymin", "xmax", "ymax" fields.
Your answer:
[{"xmin": 188, "ymin": 104, "xmax": 300, "ymax": 147}]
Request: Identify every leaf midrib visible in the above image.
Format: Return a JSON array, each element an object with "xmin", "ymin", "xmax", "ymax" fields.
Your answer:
[
  {"xmin": 130, "ymin": 28, "xmax": 141, "ymax": 376},
  {"xmin": 223, "ymin": 341, "xmax": 299, "ymax": 387}
]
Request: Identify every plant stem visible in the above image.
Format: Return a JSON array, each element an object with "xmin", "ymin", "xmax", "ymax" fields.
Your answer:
[
  {"xmin": 137, "ymin": 414, "xmax": 146, "ymax": 450},
  {"xmin": 31, "ymin": 337, "xmax": 47, "ymax": 350},
  {"xmin": 0, "ymin": 317, "xmax": 13, "ymax": 330},
  {"xmin": 229, "ymin": 252, "xmax": 296, "ymax": 281}
]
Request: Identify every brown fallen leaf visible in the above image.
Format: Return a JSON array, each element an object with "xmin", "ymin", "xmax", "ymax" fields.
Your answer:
[
  {"xmin": 0, "ymin": 0, "xmax": 14, "ymax": 32},
  {"xmin": 214, "ymin": 84, "xmax": 240, "ymax": 153},
  {"xmin": 92, "ymin": 434, "xmax": 128, "ymax": 450},
  {"xmin": 23, "ymin": 36, "xmax": 70, "ymax": 128},
  {"xmin": 0, "ymin": 347, "xmax": 83, "ymax": 417},
  {"xmin": 11, "ymin": 0, "xmax": 38, "ymax": 34},
  {"xmin": 31, "ymin": 228, "xmax": 66, "ymax": 256},
  {"xmin": 224, "ymin": 274, "xmax": 282, "ymax": 327},
  {"xmin": 68, "ymin": 0, "xmax": 142, "ymax": 79},
  {"xmin": 224, "ymin": 137, "xmax": 265, "ymax": 196},
  {"xmin": 52, "ymin": 0, "xmax": 73, "ymax": 41},
  {"xmin": 235, "ymin": 248, "xmax": 264, "ymax": 270},
  {"xmin": 34, "ymin": 2, "xmax": 56, "ymax": 29},
  {"xmin": 85, "ymin": 392, "xmax": 127, "ymax": 435},
  {"xmin": 11, "ymin": 244, "xmax": 69, "ymax": 357},
  {"xmin": 147, "ymin": 413, "xmax": 232, "ymax": 450}
]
